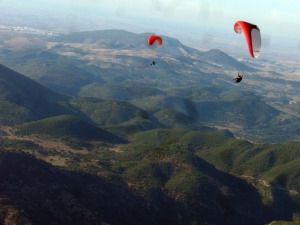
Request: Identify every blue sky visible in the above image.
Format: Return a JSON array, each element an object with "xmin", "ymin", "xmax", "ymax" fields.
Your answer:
[{"xmin": 0, "ymin": 0, "xmax": 299, "ymax": 55}]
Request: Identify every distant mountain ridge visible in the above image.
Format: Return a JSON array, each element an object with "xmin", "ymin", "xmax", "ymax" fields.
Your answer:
[
  {"xmin": 0, "ymin": 29, "xmax": 255, "ymax": 100},
  {"xmin": 0, "ymin": 29, "xmax": 298, "ymax": 142},
  {"xmin": 52, "ymin": 29, "xmax": 253, "ymax": 71}
]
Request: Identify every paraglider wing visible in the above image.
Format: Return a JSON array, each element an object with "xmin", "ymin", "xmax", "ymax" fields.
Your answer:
[
  {"xmin": 234, "ymin": 21, "xmax": 261, "ymax": 58},
  {"xmin": 147, "ymin": 34, "xmax": 163, "ymax": 67},
  {"xmin": 148, "ymin": 35, "xmax": 163, "ymax": 46}
]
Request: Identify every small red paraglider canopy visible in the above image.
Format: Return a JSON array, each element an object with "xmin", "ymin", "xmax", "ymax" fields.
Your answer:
[
  {"xmin": 148, "ymin": 35, "xmax": 163, "ymax": 46},
  {"xmin": 234, "ymin": 21, "xmax": 261, "ymax": 58}
]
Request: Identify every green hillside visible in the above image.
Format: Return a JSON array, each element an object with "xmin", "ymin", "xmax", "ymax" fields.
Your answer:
[
  {"xmin": 132, "ymin": 90, "xmax": 278, "ymax": 129},
  {"xmin": 195, "ymin": 96, "xmax": 279, "ymax": 128},
  {"xmin": 0, "ymin": 150, "xmax": 264, "ymax": 225},
  {"xmin": 79, "ymin": 83, "xmax": 165, "ymax": 101},
  {"xmin": 71, "ymin": 97, "xmax": 153, "ymax": 126},
  {"xmin": 71, "ymin": 98, "xmax": 161, "ymax": 137},
  {"xmin": 195, "ymin": 140, "xmax": 300, "ymax": 192},
  {"xmin": 110, "ymin": 128, "xmax": 298, "ymax": 225},
  {"xmin": 129, "ymin": 129, "xmax": 300, "ymax": 220},
  {"xmin": 17, "ymin": 115, "xmax": 125, "ymax": 144},
  {"xmin": 0, "ymin": 152, "xmax": 154, "ymax": 225},
  {"xmin": 0, "ymin": 50, "xmax": 102, "ymax": 96},
  {"xmin": 2, "ymin": 127, "xmax": 300, "ymax": 225},
  {"xmin": 120, "ymin": 128, "xmax": 234, "ymax": 160},
  {"xmin": 154, "ymin": 108, "xmax": 195, "ymax": 128},
  {"xmin": 0, "ymin": 64, "xmax": 77, "ymax": 125}
]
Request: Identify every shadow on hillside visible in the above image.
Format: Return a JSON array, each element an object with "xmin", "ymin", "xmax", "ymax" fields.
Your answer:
[
  {"xmin": 0, "ymin": 152, "xmax": 154, "ymax": 225},
  {"xmin": 194, "ymin": 157, "xmax": 299, "ymax": 225},
  {"xmin": 0, "ymin": 151, "xmax": 299, "ymax": 225},
  {"xmin": 263, "ymin": 183, "xmax": 300, "ymax": 224}
]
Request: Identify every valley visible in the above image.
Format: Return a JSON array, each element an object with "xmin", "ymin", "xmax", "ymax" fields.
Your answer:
[
  {"xmin": 0, "ymin": 29, "xmax": 299, "ymax": 225},
  {"xmin": 1, "ymin": 29, "xmax": 300, "ymax": 143}
]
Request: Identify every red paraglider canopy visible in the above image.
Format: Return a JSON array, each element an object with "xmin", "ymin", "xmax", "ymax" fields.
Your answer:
[
  {"xmin": 148, "ymin": 35, "xmax": 163, "ymax": 46},
  {"xmin": 234, "ymin": 21, "xmax": 261, "ymax": 58}
]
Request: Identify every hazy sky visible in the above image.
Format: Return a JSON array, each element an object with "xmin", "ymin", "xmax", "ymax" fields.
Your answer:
[{"xmin": 0, "ymin": 0, "xmax": 299, "ymax": 55}]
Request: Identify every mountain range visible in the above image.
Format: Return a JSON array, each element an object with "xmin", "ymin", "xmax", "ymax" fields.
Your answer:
[{"xmin": 0, "ymin": 29, "xmax": 299, "ymax": 225}]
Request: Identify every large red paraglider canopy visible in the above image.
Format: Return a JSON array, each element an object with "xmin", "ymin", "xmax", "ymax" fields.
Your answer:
[
  {"xmin": 148, "ymin": 35, "xmax": 163, "ymax": 46},
  {"xmin": 234, "ymin": 21, "xmax": 261, "ymax": 58}
]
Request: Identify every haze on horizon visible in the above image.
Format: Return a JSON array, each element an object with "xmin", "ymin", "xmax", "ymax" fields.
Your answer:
[{"xmin": 0, "ymin": 0, "xmax": 299, "ymax": 57}]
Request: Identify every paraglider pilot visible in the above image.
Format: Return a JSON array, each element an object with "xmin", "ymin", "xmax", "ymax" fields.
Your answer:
[
  {"xmin": 148, "ymin": 35, "xmax": 162, "ymax": 67},
  {"xmin": 233, "ymin": 73, "xmax": 243, "ymax": 83}
]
